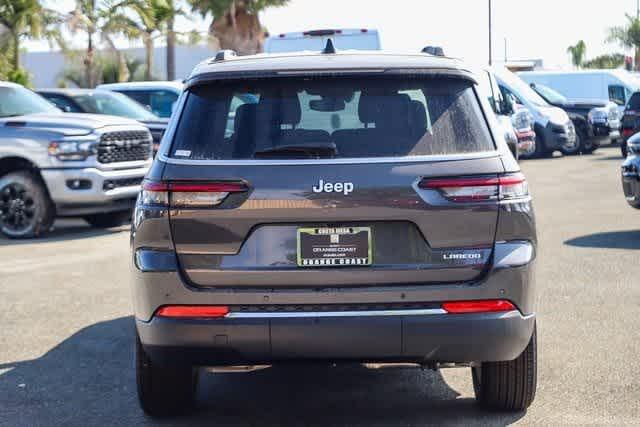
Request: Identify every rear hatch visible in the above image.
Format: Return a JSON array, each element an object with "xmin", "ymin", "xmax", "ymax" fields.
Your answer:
[
  {"xmin": 161, "ymin": 74, "xmax": 506, "ymax": 288},
  {"xmin": 623, "ymin": 93, "xmax": 640, "ymax": 138}
]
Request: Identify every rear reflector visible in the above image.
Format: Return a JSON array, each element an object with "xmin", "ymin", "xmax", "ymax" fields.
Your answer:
[
  {"xmin": 156, "ymin": 305, "xmax": 229, "ymax": 318},
  {"xmin": 141, "ymin": 181, "xmax": 247, "ymax": 207},
  {"xmin": 442, "ymin": 300, "xmax": 515, "ymax": 314},
  {"xmin": 419, "ymin": 173, "xmax": 528, "ymax": 202}
]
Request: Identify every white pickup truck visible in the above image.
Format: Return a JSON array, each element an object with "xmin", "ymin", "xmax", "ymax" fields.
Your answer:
[{"xmin": 0, "ymin": 82, "xmax": 152, "ymax": 239}]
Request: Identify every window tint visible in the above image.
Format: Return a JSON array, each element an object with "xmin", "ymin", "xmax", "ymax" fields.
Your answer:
[
  {"xmin": 627, "ymin": 92, "xmax": 640, "ymax": 110},
  {"xmin": 42, "ymin": 94, "xmax": 82, "ymax": 112},
  {"xmin": 170, "ymin": 77, "xmax": 494, "ymax": 160},
  {"xmin": 609, "ymin": 85, "xmax": 626, "ymax": 106},
  {"xmin": 117, "ymin": 90, "xmax": 150, "ymax": 107}
]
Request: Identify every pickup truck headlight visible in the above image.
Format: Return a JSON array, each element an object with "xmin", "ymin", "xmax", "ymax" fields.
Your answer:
[
  {"xmin": 48, "ymin": 140, "xmax": 97, "ymax": 161},
  {"xmin": 588, "ymin": 107, "xmax": 609, "ymax": 124}
]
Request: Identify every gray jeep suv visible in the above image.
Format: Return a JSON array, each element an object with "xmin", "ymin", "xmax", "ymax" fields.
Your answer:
[{"xmin": 131, "ymin": 48, "xmax": 538, "ymax": 416}]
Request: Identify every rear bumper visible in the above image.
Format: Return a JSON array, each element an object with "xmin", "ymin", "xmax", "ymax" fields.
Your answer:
[{"xmin": 137, "ymin": 310, "xmax": 536, "ymax": 366}]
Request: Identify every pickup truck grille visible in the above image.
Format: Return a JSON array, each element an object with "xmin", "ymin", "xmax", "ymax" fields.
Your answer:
[{"xmin": 98, "ymin": 130, "xmax": 152, "ymax": 164}]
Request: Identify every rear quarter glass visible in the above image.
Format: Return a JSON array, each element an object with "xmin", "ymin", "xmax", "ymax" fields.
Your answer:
[{"xmin": 168, "ymin": 76, "xmax": 495, "ymax": 160}]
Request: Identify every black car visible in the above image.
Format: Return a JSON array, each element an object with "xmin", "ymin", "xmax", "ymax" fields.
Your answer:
[
  {"xmin": 621, "ymin": 132, "xmax": 640, "ymax": 208},
  {"xmin": 37, "ymin": 89, "xmax": 168, "ymax": 153},
  {"xmin": 530, "ymin": 83, "xmax": 619, "ymax": 154},
  {"xmin": 131, "ymin": 48, "xmax": 537, "ymax": 416},
  {"xmin": 619, "ymin": 91, "xmax": 640, "ymax": 157}
]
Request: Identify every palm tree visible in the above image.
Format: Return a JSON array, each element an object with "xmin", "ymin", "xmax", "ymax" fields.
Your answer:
[
  {"xmin": 125, "ymin": 0, "xmax": 172, "ymax": 80},
  {"xmin": 189, "ymin": 0, "xmax": 289, "ymax": 55},
  {"xmin": 608, "ymin": 14, "xmax": 640, "ymax": 70},
  {"xmin": 0, "ymin": 0, "xmax": 44, "ymax": 71},
  {"xmin": 164, "ymin": 0, "xmax": 186, "ymax": 80},
  {"xmin": 68, "ymin": 0, "xmax": 136, "ymax": 87},
  {"xmin": 567, "ymin": 40, "xmax": 586, "ymax": 69}
]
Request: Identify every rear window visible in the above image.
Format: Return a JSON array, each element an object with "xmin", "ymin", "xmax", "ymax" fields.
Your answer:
[
  {"xmin": 627, "ymin": 92, "xmax": 640, "ymax": 110},
  {"xmin": 170, "ymin": 77, "xmax": 494, "ymax": 160}
]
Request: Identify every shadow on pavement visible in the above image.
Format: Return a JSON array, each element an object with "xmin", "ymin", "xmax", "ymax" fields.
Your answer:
[
  {"xmin": 0, "ymin": 219, "xmax": 128, "ymax": 246},
  {"xmin": 0, "ymin": 317, "xmax": 526, "ymax": 426},
  {"xmin": 565, "ymin": 230, "xmax": 640, "ymax": 250}
]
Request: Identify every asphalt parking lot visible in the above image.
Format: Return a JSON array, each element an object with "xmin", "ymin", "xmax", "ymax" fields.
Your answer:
[{"xmin": 1, "ymin": 145, "xmax": 639, "ymax": 426}]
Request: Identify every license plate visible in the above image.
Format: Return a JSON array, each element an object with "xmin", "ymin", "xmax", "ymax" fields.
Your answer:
[{"xmin": 297, "ymin": 227, "xmax": 372, "ymax": 267}]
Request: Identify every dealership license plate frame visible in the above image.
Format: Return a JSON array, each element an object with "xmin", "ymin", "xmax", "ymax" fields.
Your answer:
[{"xmin": 297, "ymin": 227, "xmax": 373, "ymax": 267}]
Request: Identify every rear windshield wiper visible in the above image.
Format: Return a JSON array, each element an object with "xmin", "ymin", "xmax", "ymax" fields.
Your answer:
[{"xmin": 254, "ymin": 142, "xmax": 337, "ymax": 159}]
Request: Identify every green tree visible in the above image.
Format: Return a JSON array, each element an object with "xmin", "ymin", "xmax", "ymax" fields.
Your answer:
[
  {"xmin": 582, "ymin": 53, "xmax": 626, "ymax": 69},
  {"xmin": 123, "ymin": 0, "xmax": 173, "ymax": 80},
  {"xmin": 68, "ymin": 0, "xmax": 132, "ymax": 88},
  {"xmin": 188, "ymin": 0, "xmax": 289, "ymax": 55},
  {"xmin": 608, "ymin": 14, "xmax": 640, "ymax": 70},
  {"xmin": 567, "ymin": 40, "xmax": 586, "ymax": 69},
  {"xmin": 0, "ymin": 0, "xmax": 44, "ymax": 71}
]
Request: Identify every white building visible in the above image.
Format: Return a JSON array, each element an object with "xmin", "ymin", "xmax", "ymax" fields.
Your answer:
[{"xmin": 22, "ymin": 44, "xmax": 220, "ymax": 87}]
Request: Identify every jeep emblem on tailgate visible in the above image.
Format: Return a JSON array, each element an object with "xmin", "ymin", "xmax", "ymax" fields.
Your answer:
[{"xmin": 312, "ymin": 179, "xmax": 354, "ymax": 195}]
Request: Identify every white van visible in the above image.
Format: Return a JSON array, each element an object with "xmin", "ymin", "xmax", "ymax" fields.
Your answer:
[
  {"xmin": 519, "ymin": 70, "xmax": 640, "ymax": 110},
  {"xmin": 264, "ymin": 29, "xmax": 380, "ymax": 53}
]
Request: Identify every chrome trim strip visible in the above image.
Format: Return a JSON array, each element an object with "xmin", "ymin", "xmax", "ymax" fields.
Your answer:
[
  {"xmin": 225, "ymin": 308, "xmax": 446, "ymax": 318},
  {"xmin": 157, "ymin": 151, "xmax": 501, "ymax": 166}
]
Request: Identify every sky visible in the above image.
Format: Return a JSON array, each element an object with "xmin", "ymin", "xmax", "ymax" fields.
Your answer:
[{"xmin": 30, "ymin": 0, "xmax": 640, "ymax": 69}]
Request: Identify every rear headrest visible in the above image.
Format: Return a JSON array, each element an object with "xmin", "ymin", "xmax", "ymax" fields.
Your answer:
[
  {"xmin": 358, "ymin": 90, "xmax": 384, "ymax": 123},
  {"xmin": 358, "ymin": 92, "xmax": 411, "ymax": 127},
  {"xmin": 234, "ymin": 103, "xmax": 257, "ymax": 134},
  {"xmin": 257, "ymin": 95, "xmax": 302, "ymax": 126}
]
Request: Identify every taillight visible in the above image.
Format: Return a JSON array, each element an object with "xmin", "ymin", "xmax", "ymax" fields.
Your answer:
[
  {"xmin": 141, "ymin": 181, "xmax": 247, "ymax": 207},
  {"xmin": 442, "ymin": 299, "xmax": 516, "ymax": 314},
  {"xmin": 419, "ymin": 173, "xmax": 528, "ymax": 203},
  {"xmin": 623, "ymin": 128, "xmax": 635, "ymax": 137},
  {"xmin": 156, "ymin": 305, "xmax": 229, "ymax": 318}
]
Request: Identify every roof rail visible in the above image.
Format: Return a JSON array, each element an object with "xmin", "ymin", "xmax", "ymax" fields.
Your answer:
[
  {"xmin": 322, "ymin": 38, "xmax": 337, "ymax": 54},
  {"xmin": 421, "ymin": 46, "xmax": 445, "ymax": 57},
  {"xmin": 212, "ymin": 50, "xmax": 237, "ymax": 62}
]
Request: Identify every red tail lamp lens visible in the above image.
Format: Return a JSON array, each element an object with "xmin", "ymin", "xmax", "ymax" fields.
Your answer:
[
  {"xmin": 442, "ymin": 300, "xmax": 516, "ymax": 314},
  {"xmin": 156, "ymin": 305, "xmax": 229, "ymax": 318}
]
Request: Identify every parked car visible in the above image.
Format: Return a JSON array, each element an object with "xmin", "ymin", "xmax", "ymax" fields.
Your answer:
[
  {"xmin": 132, "ymin": 47, "xmax": 538, "ymax": 416},
  {"xmin": 493, "ymin": 66, "xmax": 576, "ymax": 157},
  {"xmin": 264, "ymin": 28, "xmax": 381, "ymax": 53},
  {"xmin": 474, "ymin": 66, "xmax": 519, "ymax": 159},
  {"xmin": 621, "ymin": 132, "xmax": 640, "ymax": 208},
  {"xmin": 519, "ymin": 70, "xmax": 640, "ymax": 121},
  {"xmin": 619, "ymin": 91, "xmax": 640, "ymax": 157},
  {"xmin": 529, "ymin": 83, "xmax": 618, "ymax": 154},
  {"xmin": 0, "ymin": 82, "xmax": 152, "ymax": 238},
  {"xmin": 37, "ymin": 89, "xmax": 167, "ymax": 153},
  {"xmin": 96, "ymin": 81, "xmax": 183, "ymax": 118},
  {"xmin": 511, "ymin": 108, "xmax": 537, "ymax": 157}
]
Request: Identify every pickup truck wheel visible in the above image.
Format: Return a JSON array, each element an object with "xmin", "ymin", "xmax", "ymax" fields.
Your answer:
[
  {"xmin": 83, "ymin": 211, "xmax": 131, "ymax": 228},
  {"xmin": 560, "ymin": 132, "xmax": 581, "ymax": 155},
  {"xmin": 472, "ymin": 324, "xmax": 537, "ymax": 411},
  {"xmin": 136, "ymin": 332, "xmax": 197, "ymax": 417},
  {"xmin": 0, "ymin": 171, "xmax": 54, "ymax": 239}
]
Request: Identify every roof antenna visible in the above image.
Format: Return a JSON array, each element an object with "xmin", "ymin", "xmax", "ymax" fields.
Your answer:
[{"xmin": 322, "ymin": 38, "xmax": 336, "ymax": 54}]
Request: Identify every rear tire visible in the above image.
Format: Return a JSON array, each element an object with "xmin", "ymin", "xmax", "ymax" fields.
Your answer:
[
  {"xmin": 621, "ymin": 140, "xmax": 628, "ymax": 157},
  {"xmin": 0, "ymin": 171, "xmax": 54, "ymax": 239},
  {"xmin": 472, "ymin": 325, "xmax": 537, "ymax": 411},
  {"xmin": 136, "ymin": 332, "xmax": 197, "ymax": 417},
  {"xmin": 83, "ymin": 211, "xmax": 131, "ymax": 228}
]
